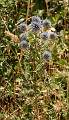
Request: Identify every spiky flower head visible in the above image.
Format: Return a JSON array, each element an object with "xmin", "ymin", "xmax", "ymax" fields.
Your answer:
[
  {"xmin": 19, "ymin": 34, "xmax": 27, "ymax": 41},
  {"xmin": 32, "ymin": 16, "xmax": 41, "ymax": 24},
  {"xmin": 40, "ymin": 32, "xmax": 49, "ymax": 40},
  {"xmin": 31, "ymin": 21, "xmax": 41, "ymax": 33},
  {"xmin": 18, "ymin": 23, "xmax": 27, "ymax": 33},
  {"xmin": 20, "ymin": 40, "xmax": 28, "ymax": 49},
  {"xmin": 49, "ymin": 32, "xmax": 57, "ymax": 39},
  {"xmin": 43, "ymin": 19, "xmax": 51, "ymax": 30},
  {"xmin": 43, "ymin": 51, "xmax": 52, "ymax": 61}
]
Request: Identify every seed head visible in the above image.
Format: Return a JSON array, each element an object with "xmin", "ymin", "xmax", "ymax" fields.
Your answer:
[
  {"xmin": 40, "ymin": 32, "xmax": 49, "ymax": 40},
  {"xmin": 49, "ymin": 32, "xmax": 57, "ymax": 39},
  {"xmin": 43, "ymin": 51, "xmax": 52, "ymax": 61},
  {"xmin": 28, "ymin": 89, "xmax": 35, "ymax": 97},
  {"xmin": 43, "ymin": 19, "xmax": 51, "ymax": 29},
  {"xmin": 31, "ymin": 21, "xmax": 41, "ymax": 32},
  {"xmin": 32, "ymin": 16, "xmax": 41, "ymax": 24},
  {"xmin": 20, "ymin": 40, "xmax": 28, "ymax": 49},
  {"xmin": 18, "ymin": 23, "xmax": 27, "ymax": 33},
  {"xmin": 19, "ymin": 34, "xmax": 27, "ymax": 41}
]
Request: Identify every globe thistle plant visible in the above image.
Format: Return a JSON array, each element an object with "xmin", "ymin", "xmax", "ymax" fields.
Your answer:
[
  {"xmin": 31, "ymin": 21, "xmax": 41, "ymax": 33},
  {"xmin": 18, "ymin": 23, "xmax": 27, "ymax": 33},
  {"xmin": 43, "ymin": 51, "xmax": 52, "ymax": 61},
  {"xmin": 43, "ymin": 19, "xmax": 51, "ymax": 30},
  {"xmin": 19, "ymin": 34, "xmax": 27, "ymax": 41},
  {"xmin": 49, "ymin": 32, "xmax": 57, "ymax": 40},
  {"xmin": 20, "ymin": 40, "xmax": 28, "ymax": 49},
  {"xmin": 30, "ymin": 16, "xmax": 42, "ymax": 33},
  {"xmin": 32, "ymin": 16, "xmax": 41, "ymax": 24},
  {"xmin": 40, "ymin": 32, "xmax": 49, "ymax": 41}
]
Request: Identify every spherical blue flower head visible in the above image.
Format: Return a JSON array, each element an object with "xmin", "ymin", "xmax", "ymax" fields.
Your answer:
[
  {"xmin": 31, "ymin": 21, "xmax": 41, "ymax": 32},
  {"xmin": 49, "ymin": 32, "xmax": 57, "ymax": 39},
  {"xmin": 40, "ymin": 32, "xmax": 49, "ymax": 40},
  {"xmin": 32, "ymin": 16, "xmax": 41, "ymax": 24},
  {"xmin": 20, "ymin": 40, "xmax": 28, "ymax": 49},
  {"xmin": 19, "ymin": 34, "xmax": 27, "ymax": 41},
  {"xmin": 43, "ymin": 19, "xmax": 51, "ymax": 29},
  {"xmin": 43, "ymin": 51, "xmax": 52, "ymax": 61},
  {"xmin": 18, "ymin": 23, "xmax": 27, "ymax": 33}
]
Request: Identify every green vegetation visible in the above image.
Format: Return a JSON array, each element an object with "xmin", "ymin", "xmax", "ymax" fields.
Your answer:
[{"xmin": 0, "ymin": 0, "xmax": 69, "ymax": 120}]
